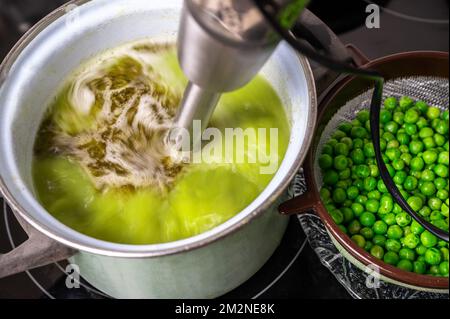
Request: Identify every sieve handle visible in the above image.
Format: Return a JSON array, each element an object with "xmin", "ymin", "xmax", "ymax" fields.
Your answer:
[
  {"xmin": 0, "ymin": 208, "xmax": 76, "ymax": 279},
  {"xmin": 279, "ymin": 166, "xmax": 321, "ymax": 216}
]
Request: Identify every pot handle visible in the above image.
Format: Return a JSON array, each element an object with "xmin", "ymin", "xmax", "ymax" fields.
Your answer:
[{"xmin": 0, "ymin": 208, "xmax": 76, "ymax": 279}]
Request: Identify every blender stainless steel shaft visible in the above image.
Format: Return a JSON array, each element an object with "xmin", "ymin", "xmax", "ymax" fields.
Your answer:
[{"xmin": 175, "ymin": 0, "xmax": 301, "ymax": 136}]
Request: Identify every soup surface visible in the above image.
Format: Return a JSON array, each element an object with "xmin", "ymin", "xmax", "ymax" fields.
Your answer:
[{"xmin": 33, "ymin": 41, "xmax": 290, "ymax": 244}]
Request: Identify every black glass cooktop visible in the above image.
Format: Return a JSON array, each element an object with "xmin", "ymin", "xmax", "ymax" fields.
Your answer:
[{"xmin": 0, "ymin": 0, "xmax": 448, "ymax": 299}]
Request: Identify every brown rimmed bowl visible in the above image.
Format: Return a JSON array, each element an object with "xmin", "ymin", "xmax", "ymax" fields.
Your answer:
[{"xmin": 280, "ymin": 50, "xmax": 449, "ymax": 293}]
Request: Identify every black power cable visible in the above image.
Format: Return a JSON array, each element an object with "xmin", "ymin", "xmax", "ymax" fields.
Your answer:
[{"xmin": 253, "ymin": 0, "xmax": 449, "ymax": 242}]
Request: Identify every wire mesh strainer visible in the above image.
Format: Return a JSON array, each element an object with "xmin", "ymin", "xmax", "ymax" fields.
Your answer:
[
  {"xmin": 314, "ymin": 76, "xmax": 449, "ymax": 187},
  {"xmin": 280, "ymin": 52, "xmax": 449, "ymax": 290}
]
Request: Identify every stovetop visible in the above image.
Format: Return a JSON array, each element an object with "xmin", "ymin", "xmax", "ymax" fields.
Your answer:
[{"xmin": 0, "ymin": 0, "xmax": 448, "ymax": 299}]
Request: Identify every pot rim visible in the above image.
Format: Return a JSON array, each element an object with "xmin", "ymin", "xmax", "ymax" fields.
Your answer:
[
  {"xmin": 0, "ymin": 0, "xmax": 318, "ymax": 258},
  {"xmin": 306, "ymin": 51, "xmax": 449, "ymax": 289}
]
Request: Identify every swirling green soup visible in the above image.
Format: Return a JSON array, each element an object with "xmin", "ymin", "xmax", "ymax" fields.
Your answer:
[{"xmin": 33, "ymin": 41, "xmax": 290, "ymax": 244}]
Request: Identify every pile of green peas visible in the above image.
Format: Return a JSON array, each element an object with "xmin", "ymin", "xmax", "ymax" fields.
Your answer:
[{"xmin": 319, "ymin": 96, "xmax": 449, "ymax": 277}]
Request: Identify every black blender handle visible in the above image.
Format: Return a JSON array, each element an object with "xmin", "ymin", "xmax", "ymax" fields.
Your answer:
[{"xmin": 253, "ymin": 0, "xmax": 449, "ymax": 242}]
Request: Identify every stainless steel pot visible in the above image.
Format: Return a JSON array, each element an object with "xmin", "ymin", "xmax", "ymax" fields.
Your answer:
[{"xmin": 0, "ymin": 0, "xmax": 317, "ymax": 298}]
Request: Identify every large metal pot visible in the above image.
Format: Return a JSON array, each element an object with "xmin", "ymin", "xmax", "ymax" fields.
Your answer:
[{"xmin": 0, "ymin": 0, "xmax": 317, "ymax": 298}]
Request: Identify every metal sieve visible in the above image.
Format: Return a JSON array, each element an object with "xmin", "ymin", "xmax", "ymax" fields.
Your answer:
[
  {"xmin": 314, "ymin": 76, "xmax": 449, "ymax": 187},
  {"xmin": 280, "ymin": 51, "xmax": 449, "ymax": 291}
]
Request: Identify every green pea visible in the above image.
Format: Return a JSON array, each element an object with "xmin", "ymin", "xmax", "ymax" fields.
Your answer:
[
  {"xmin": 360, "ymin": 212, "xmax": 376, "ymax": 227},
  {"xmin": 409, "ymin": 140, "xmax": 424, "ymax": 155},
  {"xmin": 442, "ymin": 110, "xmax": 449, "ymax": 121},
  {"xmin": 351, "ymin": 126, "xmax": 368, "ymax": 139},
  {"xmin": 434, "ymin": 164, "xmax": 449, "ymax": 178},
  {"xmin": 351, "ymin": 234, "xmax": 366, "ymax": 248},
  {"xmin": 323, "ymin": 170, "xmax": 339, "ymax": 185},
  {"xmin": 392, "ymin": 159, "xmax": 405, "ymax": 171},
  {"xmin": 404, "ymin": 123, "xmax": 418, "ymax": 136},
  {"xmin": 397, "ymin": 259, "xmax": 413, "ymax": 272},
  {"xmin": 356, "ymin": 165, "xmax": 370, "ymax": 179},
  {"xmin": 357, "ymin": 110, "xmax": 370, "ymax": 123},
  {"xmin": 383, "ymin": 251, "xmax": 399, "ymax": 265},
  {"xmin": 373, "ymin": 220, "xmax": 388, "ymax": 235},
  {"xmin": 332, "ymin": 188, "xmax": 347, "ymax": 204},
  {"xmin": 403, "ymin": 233, "xmax": 420, "ymax": 249},
  {"xmin": 419, "ymin": 127, "xmax": 434, "ymax": 139},
  {"xmin": 333, "ymin": 130, "xmax": 347, "ymax": 140},
  {"xmin": 415, "ymin": 100, "xmax": 428, "ymax": 114},
  {"xmin": 423, "ymin": 150, "xmax": 438, "ymax": 165},
  {"xmin": 404, "ymin": 109, "xmax": 420, "ymax": 124},
  {"xmin": 348, "ymin": 220, "xmax": 362, "ymax": 235},
  {"xmin": 434, "ymin": 134, "xmax": 446, "ymax": 147},
  {"xmin": 438, "ymin": 151, "xmax": 449, "ymax": 165},
  {"xmin": 403, "ymin": 176, "xmax": 418, "ymax": 191},
  {"xmin": 333, "ymin": 155, "xmax": 348, "ymax": 171},
  {"xmin": 355, "ymin": 195, "xmax": 368, "ymax": 205},
  {"xmin": 385, "ymin": 121, "xmax": 399, "ymax": 134},
  {"xmin": 378, "ymin": 197, "xmax": 393, "ymax": 215},
  {"xmin": 386, "ymin": 148, "xmax": 401, "ymax": 161},
  {"xmin": 399, "ymin": 96, "xmax": 414, "ymax": 110},
  {"xmin": 382, "ymin": 131, "xmax": 396, "ymax": 142},
  {"xmin": 363, "ymin": 177, "xmax": 377, "ymax": 192},
  {"xmin": 382, "ymin": 213, "xmax": 396, "ymax": 226},
  {"xmin": 334, "ymin": 143, "xmax": 350, "ymax": 157},
  {"xmin": 387, "ymin": 225, "xmax": 403, "ymax": 240},
  {"xmin": 419, "ymin": 206, "xmax": 431, "ymax": 218},
  {"xmin": 360, "ymin": 227, "xmax": 375, "ymax": 240},
  {"xmin": 413, "ymin": 261, "xmax": 427, "ymax": 274},
  {"xmin": 395, "ymin": 212, "xmax": 412, "ymax": 227},
  {"xmin": 425, "ymin": 248, "xmax": 442, "ymax": 265},
  {"xmin": 377, "ymin": 180, "xmax": 388, "ymax": 193},
  {"xmin": 346, "ymin": 186, "xmax": 359, "ymax": 200},
  {"xmin": 341, "ymin": 208, "xmax": 354, "ymax": 224},
  {"xmin": 370, "ymin": 245, "xmax": 385, "ymax": 259},
  {"xmin": 420, "ymin": 231, "xmax": 438, "ymax": 248},
  {"xmin": 435, "ymin": 119, "xmax": 449, "ymax": 135},
  {"xmin": 386, "ymin": 238, "xmax": 402, "ymax": 252},
  {"xmin": 436, "ymin": 189, "xmax": 448, "ymax": 201},
  {"xmin": 421, "ymin": 169, "xmax": 435, "ymax": 182},
  {"xmin": 400, "ymin": 153, "xmax": 412, "ymax": 166},
  {"xmin": 429, "ymin": 197, "xmax": 443, "ymax": 211},
  {"xmin": 399, "ymin": 248, "xmax": 416, "ymax": 261},
  {"xmin": 330, "ymin": 209, "xmax": 344, "ymax": 224},
  {"xmin": 410, "ymin": 157, "xmax": 425, "ymax": 171},
  {"xmin": 397, "ymin": 133, "xmax": 410, "ymax": 146},
  {"xmin": 439, "ymin": 261, "xmax": 449, "ymax": 277},
  {"xmin": 440, "ymin": 247, "xmax": 449, "ymax": 261},
  {"xmin": 434, "ymin": 178, "xmax": 447, "ymax": 190},
  {"xmin": 428, "ymin": 265, "xmax": 440, "ymax": 276},
  {"xmin": 393, "ymin": 171, "xmax": 407, "ymax": 185},
  {"xmin": 416, "ymin": 245, "xmax": 428, "ymax": 256},
  {"xmin": 393, "ymin": 111, "xmax": 405, "ymax": 125},
  {"xmin": 406, "ymin": 196, "xmax": 423, "ymax": 211},
  {"xmin": 373, "ymin": 235, "xmax": 386, "ymax": 247},
  {"xmin": 426, "ymin": 106, "xmax": 441, "ymax": 120},
  {"xmin": 369, "ymin": 164, "xmax": 380, "ymax": 178},
  {"xmin": 384, "ymin": 97, "xmax": 398, "ymax": 110},
  {"xmin": 351, "ymin": 203, "xmax": 364, "ymax": 218},
  {"xmin": 416, "ymin": 117, "xmax": 428, "ymax": 129},
  {"xmin": 367, "ymin": 190, "xmax": 381, "ymax": 200},
  {"xmin": 423, "ymin": 137, "xmax": 436, "ymax": 149},
  {"xmin": 410, "ymin": 220, "xmax": 425, "ymax": 235},
  {"xmin": 420, "ymin": 181, "xmax": 437, "ymax": 197},
  {"xmin": 350, "ymin": 149, "xmax": 365, "ymax": 165},
  {"xmin": 322, "ymin": 144, "xmax": 334, "ymax": 156}
]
